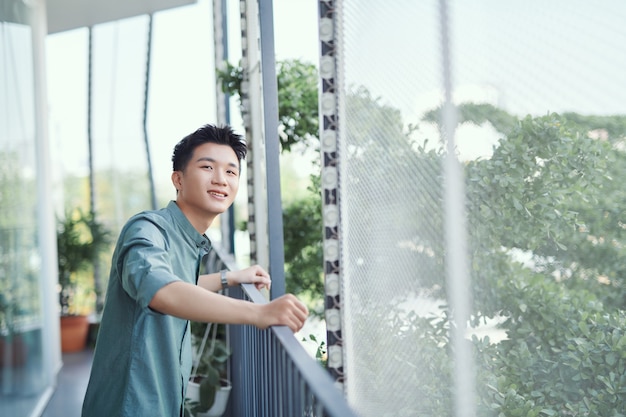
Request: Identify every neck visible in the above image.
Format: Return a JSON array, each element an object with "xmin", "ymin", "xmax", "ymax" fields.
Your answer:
[{"xmin": 174, "ymin": 200, "xmax": 217, "ymax": 234}]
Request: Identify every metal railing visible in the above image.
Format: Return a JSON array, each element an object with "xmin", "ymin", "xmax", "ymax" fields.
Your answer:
[{"xmin": 204, "ymin": 249, "xmax": 360, "ymax": 417}]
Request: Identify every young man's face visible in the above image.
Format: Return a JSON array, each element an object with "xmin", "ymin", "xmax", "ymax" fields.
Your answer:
[{"xmin": 172, "ymin": 142, "xmax": 240, "ymax": 219}]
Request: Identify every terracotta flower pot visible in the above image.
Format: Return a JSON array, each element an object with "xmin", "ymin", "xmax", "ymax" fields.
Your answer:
[{"xmin": 60, "ymin": 315, "xmax": 90, "ymax": 353}]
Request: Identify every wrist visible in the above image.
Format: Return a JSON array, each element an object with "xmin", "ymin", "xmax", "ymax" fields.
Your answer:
[{"xmin": 252, "ymin": 303, "xmax": 267, "ymax": 329}]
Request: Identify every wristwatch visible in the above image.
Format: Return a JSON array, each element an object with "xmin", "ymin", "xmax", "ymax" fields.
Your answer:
[{"xmin": 220, "ymin": 269, "xmax": 228, "ymax": 290}]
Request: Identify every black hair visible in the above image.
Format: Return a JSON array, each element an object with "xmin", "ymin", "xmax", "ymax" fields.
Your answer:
[{"xmin": 171, "ymin": 124, "xmax": 247, "ymax": 172}]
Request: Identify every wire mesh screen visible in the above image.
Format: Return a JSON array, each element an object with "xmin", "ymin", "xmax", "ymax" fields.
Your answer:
[{"xmin": 332, "ymin": 1, "xmax": 626, "ymax": 416}]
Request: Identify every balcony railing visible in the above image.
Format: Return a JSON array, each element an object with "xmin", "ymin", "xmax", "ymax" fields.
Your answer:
[{"xmin": 205, "ymin": 248, "xmax": 360, "ymax": 417}]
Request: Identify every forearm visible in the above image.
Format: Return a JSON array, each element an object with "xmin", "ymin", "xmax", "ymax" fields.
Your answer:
[
  {"xmin": 198, "ymin": 266, "xmax": 271, "ymax": 292},
  {"xmin": 197, "ymin": 272, "xmax": 228, "ymax": 292},
  {"xmin": 149, "ymin": 281, "xmax": 258, "ymax": 325}
]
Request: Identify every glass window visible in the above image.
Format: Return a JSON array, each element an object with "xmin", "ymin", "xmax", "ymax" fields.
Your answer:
[{"xmin": 1, "ymin": 2, "xmax": 49, "ymax": 416}]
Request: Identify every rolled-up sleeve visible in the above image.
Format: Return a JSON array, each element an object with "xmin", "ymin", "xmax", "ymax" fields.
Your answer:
[{"xmin": 118, "ymin": 219, "xmax": 181, "ymax": 309}]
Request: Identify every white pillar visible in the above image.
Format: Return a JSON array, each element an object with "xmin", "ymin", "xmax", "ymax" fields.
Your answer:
[{"xmin": 33, "ymin": 0, "xmax": 63, "ymax": 387}]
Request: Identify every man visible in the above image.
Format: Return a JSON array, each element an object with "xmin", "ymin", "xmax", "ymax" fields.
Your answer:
[{"xmin": 82, "ymin": 124, "xmax": 309, "ymax": 416}]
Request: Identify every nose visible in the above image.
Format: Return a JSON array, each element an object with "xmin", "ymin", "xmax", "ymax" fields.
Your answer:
[{"xmin": 212, "ymin": 169, "xmax": 227, "ymax": 185}]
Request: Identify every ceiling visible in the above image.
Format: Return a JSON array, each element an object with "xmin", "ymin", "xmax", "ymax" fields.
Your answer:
[{"xmin": 46, "ymin": 0, "xmax": 197, "ymax": 33}]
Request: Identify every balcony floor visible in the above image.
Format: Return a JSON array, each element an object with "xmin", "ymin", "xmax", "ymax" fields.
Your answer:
[{"xmin": 42, "ymin": 349, "xmax": 93, "ymax": 417}]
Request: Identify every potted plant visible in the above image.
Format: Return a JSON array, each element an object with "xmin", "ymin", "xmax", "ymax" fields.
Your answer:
[
  {"xmin": 57, "ymin": 208, "xmax": 109, "ymax": 352},
  {"xmin": 186, "ymin": 322, "xmax": 232, "ymax": 417},
  {"xmin": 0, "ymin": 289, "xmax": 27, "ymax": 369}
]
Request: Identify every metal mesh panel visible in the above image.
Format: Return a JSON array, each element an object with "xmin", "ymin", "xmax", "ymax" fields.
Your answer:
[
  {"xmin": 333, "ymin": 1, "xmax": 626, "ymax": 416},
  {"xmin": 338, "ymin": 2, "xmax": 447, "ymax": 416}
]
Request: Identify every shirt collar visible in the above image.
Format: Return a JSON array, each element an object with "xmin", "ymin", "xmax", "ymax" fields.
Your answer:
[{"xmin": 166, "ymin": 200, "xmax": 211, "ymax": 250}]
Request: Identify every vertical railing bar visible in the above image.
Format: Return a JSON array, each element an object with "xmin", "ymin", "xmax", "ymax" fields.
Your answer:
[
  {"xmin": 240, "ymin": 328, "xmax": 247, "ymax": 411},
  {"xmin": 253, "ymin": 327, "xmax": 257, "ymax": 414},
  {"xmin": 276, "ymin": 333, "xmax": 281, "ymax": 417},
  {"xmin": 239, "ymin": 328, "xmax": 246, "ymax": 415},
  {"xmin": 285, "ymin": 358, "xmax": 295, "ymax": 416},
  {"xmin": 256, "ymin": 329, "xmax": 261, "ymax": 416},
  {"xmin": 269, "ymin": 333, "xmax": 275, "ymax": 417},
  {"xmin": 265, "ymin": 332, "xmax": 275, "ymax": 417},
  {"xmin": 271, "ymin": 331, "xmax": 276, "ymax": 417},
  {"xmin": 300, "ymin": 364, "xmax": 305, "ymax": 416},
  {"xmin": 240, "ymin": 325, "xmax": 244, "ymax": 416},
  {"xmin": 290, "ymin": 363, "xmax": 302, "ymax": 416},
  {"xmin": 260, "ymin": 331, "xmax": 270, "ymax": 417},
  {"xmin": 265, "ymin": 329, "xmax": 269, "ymax": 415},
  {"xmin": 252, "ymin": 327, "xmax": 257, "ymax": 415},
  {"xmin": 280, "ymin": 346, "xmax": 285, "ymax": 417},
  {"xmin": 282, "ymin": 340, "xmax": 287, "ymax": 416},
  {"xmin": 281, "ymin": 340, "xmax": 287, "ymax": 417},
  {"xmin": 244, "ymin": 325, "xmax": 249, "ymax": 416},
  {"xmin": 272, "ymin": 337, "xmax": 277, "ymax": 417},
  {"xmin": 253, "ymin": 325, "xmax": 256, "ymax": 415},
  {"xmin": 245, "ymin": 325, "xmax": 250, "ymax": 415},
  {"xmin": 259, "ymin": 328, "xmax": 263, "ymax": 416},
  {"xmin": 294, "ymin": 363, "xmax": 301, "ymax": 417}
]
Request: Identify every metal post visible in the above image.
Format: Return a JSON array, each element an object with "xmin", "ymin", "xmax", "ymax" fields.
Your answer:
[
  {"xmin": 142, "ymin": 14, "xmax": 158, "ymax": 210},
  {"xmin": 439, "ymin": 1, "xmax": 475, "ymax": 416},
  {"xmin": 257, "ymin": 0, "xmax": 285, "ymax": 298},
  {"xmin": 214, "ymin": 0, "xmax": 236, "ymax": 254}
]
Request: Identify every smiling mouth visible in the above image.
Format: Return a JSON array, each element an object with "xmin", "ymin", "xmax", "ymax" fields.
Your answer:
[{"xmin": 209, "ymin": 191, "xmax": 227, "ymax": 198}]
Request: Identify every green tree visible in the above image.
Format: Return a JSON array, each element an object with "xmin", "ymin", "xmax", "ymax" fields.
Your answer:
[{"xmin": 440, "ymin": 107, "xmax": 626, "ymax": 415}]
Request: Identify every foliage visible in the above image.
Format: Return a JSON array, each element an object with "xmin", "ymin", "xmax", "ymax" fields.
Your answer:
[
  {"xmin": 275, "ymin": 59, "xmax": 319, "ymax": 152},
  {"xmin": 474, "ymin": 270, "xmax": 626, "ymax": 416},
  {"xmin": 301, "ymin": 333, "xmax": 328, "ymax": 368},
  {"xmin": 436, "ymin": 108, "xmax": 626, "ymax": 415},
  {"xmin": 217, "ymin": 59, "xmax": 319, "ymax": 152},
  {"xmin": 57, "ymin": 208, "xmax": 110, "ymax": 315},
  {"xmin": 283, "ymin": 175, "xmax": 324, "ymax": 302},
  {"xmin": 464, "ymin": 112, "xmax": 615, "ymax": 316}
]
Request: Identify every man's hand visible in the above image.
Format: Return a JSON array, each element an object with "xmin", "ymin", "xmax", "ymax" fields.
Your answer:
[
  {"xmin": 227, "ymin": 265, "xmax": 271, "ymax": 290},
  {"xmin": 256, "ymin": 294, "xmax": 309, "ymax": 333}
]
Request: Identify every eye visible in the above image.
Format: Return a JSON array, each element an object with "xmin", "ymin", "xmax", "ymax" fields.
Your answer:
[
  {"xmin": 227, "ymin": 169, "xmax": 238, "ymax": 176},
  {"xmin": 201, "ymin": 165, "xmax": 214, "ymax": 170}
]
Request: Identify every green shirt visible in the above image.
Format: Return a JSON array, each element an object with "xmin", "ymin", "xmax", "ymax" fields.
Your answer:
[{"xmin": 82, "ymin": 201, "xmax": 210, "ymax": 417}]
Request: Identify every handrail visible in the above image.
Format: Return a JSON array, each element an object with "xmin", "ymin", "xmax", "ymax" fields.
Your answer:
[{"xmin": 204, "ymin": 246, "xmax": 360, "ymax": 417}]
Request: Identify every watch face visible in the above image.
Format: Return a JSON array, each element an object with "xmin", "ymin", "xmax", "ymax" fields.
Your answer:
[{"xmin": 221, "ymin": 270, "xmax": 228, "ymax": 288}]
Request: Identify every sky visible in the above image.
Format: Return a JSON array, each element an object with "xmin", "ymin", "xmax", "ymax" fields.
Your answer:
[{"xmin": 338, "ymin": 0, "xmax": 626, "ymax": 160}]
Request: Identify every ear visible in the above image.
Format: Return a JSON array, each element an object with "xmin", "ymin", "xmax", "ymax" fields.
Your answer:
[{"xmin": 171, "ymin": 171, "xmax": 183, "ymax": 191}]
